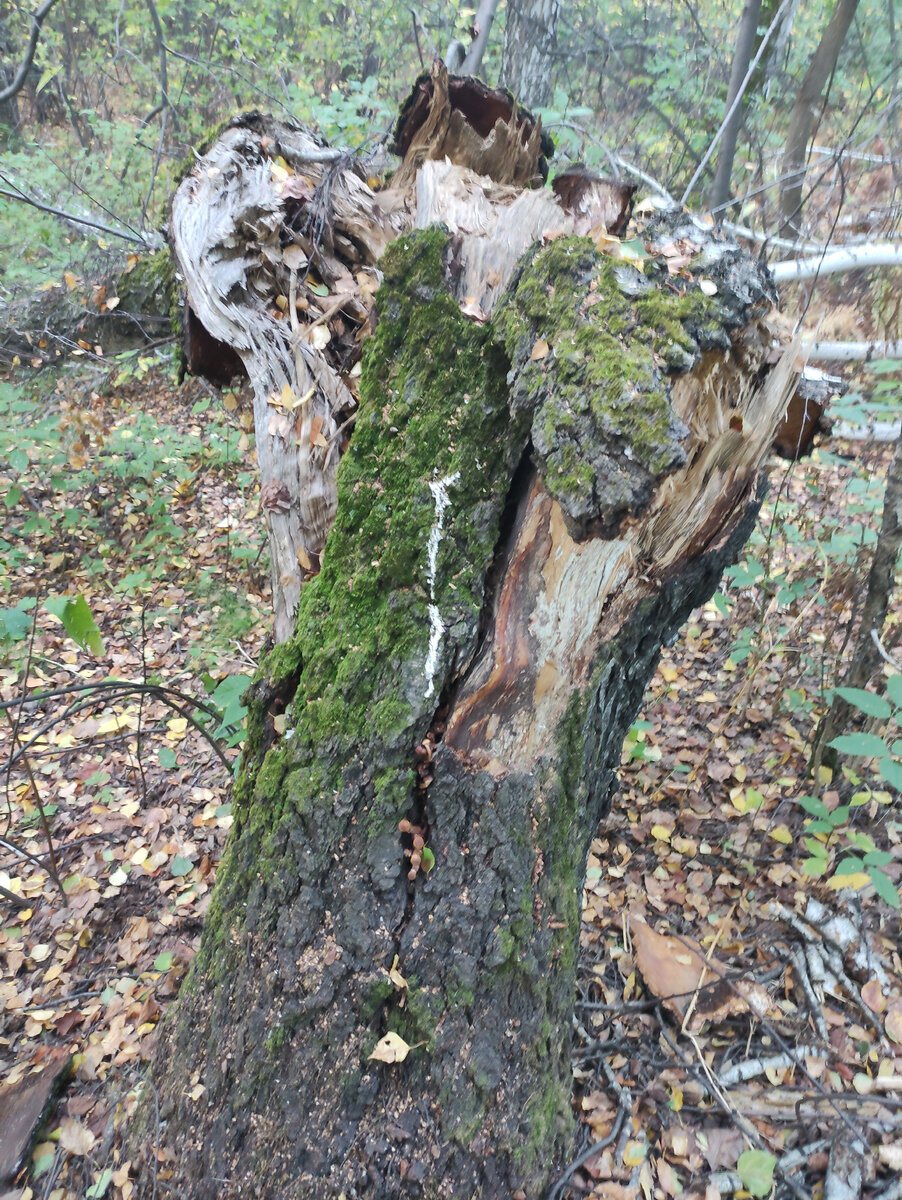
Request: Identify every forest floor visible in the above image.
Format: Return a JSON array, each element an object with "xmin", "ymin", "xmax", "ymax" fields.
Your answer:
[{"xmin": 1, "ymin": 351, "xmax": 901, "ymax": 1200}]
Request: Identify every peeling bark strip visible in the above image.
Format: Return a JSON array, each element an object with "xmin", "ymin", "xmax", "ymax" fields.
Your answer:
[{"xmin": 140, "ymin": 63, "xmax": 800, "ymax": 1200}]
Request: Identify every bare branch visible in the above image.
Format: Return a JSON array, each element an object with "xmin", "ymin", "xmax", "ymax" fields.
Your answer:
[
  {"xmin": 0, "ymin": 0, "xmax": 59, "ymax": 106},
  {"xmin": 772, "ymin": 241, "xmax": 902, "ymax": 281},
  {"xmin": 0, "ymin": 182, "xmax": 152, "ymax": 245}
]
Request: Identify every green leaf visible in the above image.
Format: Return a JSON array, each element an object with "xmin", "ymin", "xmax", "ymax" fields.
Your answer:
[
  {"xmin": 805, "ymin": 819, "xmax": 833, "ymax": 835},
  {"xmin": 8, "ymin": 448, "xmax": 28, "ymax": 473},
  {"xmin": 835, "ymin": 687, "xmax": 892, "ymax": 719},
  {"xmin": 828, "ymin": 732, "xmax": 890, "ymax": 758},
  {"xmin": 867, "ymin": 867, "xmax": 901, "ymax": 908},
  {"xmin": 158, "ymin": 747, "xmax": 177, "ymax": 769},
  {"xmin": 862, "ymin": 850, "xmax": 893, "ymax": 867},
  {"xmin": 86, "ymin": 1168, "xmax": 113, "ymax": 1198},
  {"xmin": 0, "ymin": 604, "xmax": 33, "ymax": 641},
  {"xmin": 886, "ymin": 674, "xmax": 902, "ymax": 708},
  {"xmin": 834, "ymin": 855, "xmax": 864, "ymax": 874},
  {"xmin": 879, "ymin": 757, "xmax": 902, "ymax": 790},
  {"xmin": 33, "ymin": 1151, "xmax": 57, "ymax": 1178},
  {"xmin": 803, "ymin": 857, "xmax": 828, "ymax": 876},
  {"xmin": 420, "ymin": 846, "xmax": 435, "ymax": 873},
  {"xmin": 798, "ymin": 796, "xmax": 828, "ymax": 818},
  {"xmin": 737, "ymin": 1149, "xmax": 777, "ymax": 1197},
  {"xmin": 169, "ymin": 854, "xmax": 194, "ymax": 877},
  {"xmin": 211, "ymin": 673, "xmax": 251, "ymax": 727},
  {"xmin": 45, "ymin": 594, "xmax": 104, "ymax": 656},
  {"xmin": 154, "ymin": 951, "xmax": 174, "ymax": 971}
]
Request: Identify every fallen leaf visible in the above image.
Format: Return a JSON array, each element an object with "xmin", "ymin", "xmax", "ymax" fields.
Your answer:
[
  {"xmin": 369, "ymin": 1032, "xmax": 412, "ymax": 1064},
  {"xmin": 58, "ymin": 1116, "xmax": 96, "ymax": 1155}
]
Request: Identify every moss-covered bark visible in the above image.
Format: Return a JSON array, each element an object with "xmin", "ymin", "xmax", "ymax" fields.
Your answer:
[{"xmin": 133, "ymin": 227, "xmax": 768, "ymax": 1200}]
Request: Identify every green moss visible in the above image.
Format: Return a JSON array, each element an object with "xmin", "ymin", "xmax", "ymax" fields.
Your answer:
[
  {"xmin": 495, "ymin": 236, "xmax": 722, "ymax": 535},
  {"xmin": 117, "ymin": 247, "xmax": 178, "ymax": 339},
  {"xmin": 264, "ymin": 1025, "xmax": 289, "ymax": 1055},
  {"xmin": 362, "ymin": 977, "xmax": 395, "ymax": 1019},
  {"xmin": 274, "ymin": 228, "xmax": 529, "ymax": 829}
]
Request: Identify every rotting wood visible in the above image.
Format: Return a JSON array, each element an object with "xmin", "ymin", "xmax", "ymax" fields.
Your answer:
[{"xmin": 138, "ymin": 61, "xmax": 805, "ymax": 1200}]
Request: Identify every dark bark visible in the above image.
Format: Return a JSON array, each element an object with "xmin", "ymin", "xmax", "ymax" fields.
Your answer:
[
  {"xmin": 128, "ymin": 74, "xmax": 800, "ymax": 1200},
  {"xmin": 709, "ymin": 0, "xmax": 764, "ymax": 213},
  {"xmin": 779, "ymin": 0, "xmax": 861, "ymax": 238},
  {"xmin": 500, "ymin": 0, "xmax": 561, "ymax": 109}
]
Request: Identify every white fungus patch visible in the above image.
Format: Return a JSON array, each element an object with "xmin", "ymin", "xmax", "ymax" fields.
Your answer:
[{"xmin": 423, "ymin": 471, "xmax": 460, "ymax": 698}]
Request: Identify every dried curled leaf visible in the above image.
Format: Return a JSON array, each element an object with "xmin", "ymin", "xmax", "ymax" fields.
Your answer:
[{"xmin": 369, "ymin": 1032, "xmax": 411, "ymax": 1064}]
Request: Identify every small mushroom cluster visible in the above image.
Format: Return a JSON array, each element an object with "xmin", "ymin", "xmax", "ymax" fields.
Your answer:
[{"xmin": 397, "ymin": 818, "xmax": 429, "ymax": 881}]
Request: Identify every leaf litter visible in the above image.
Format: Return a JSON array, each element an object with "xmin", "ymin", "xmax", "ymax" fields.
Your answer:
[{"xmin": 2, "ymin": 364, "xmax": 902, "ymax": 1199}]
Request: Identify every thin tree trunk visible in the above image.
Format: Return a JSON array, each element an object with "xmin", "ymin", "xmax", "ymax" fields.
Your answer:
[
  {"xmin": 779, "ymin": 0, "xmax": 861, "ymax": 238},
  {"xmin": 129, "ymin": 69, "xmax": 800, "ymax": 1200},
  {"xmin": 710, "ymin": 0, "xmax": 763, "ymax": 213},
  {"xmin": 813, "ymin": 430, "xmax": 902, "ymax": 766},
  {"xmin": 461, "ymin": 0, "xmax": 504, "ymax": 76},
  {"xmin": 500, "ymin": 0, "xmax": 561, "ymax": 108}
]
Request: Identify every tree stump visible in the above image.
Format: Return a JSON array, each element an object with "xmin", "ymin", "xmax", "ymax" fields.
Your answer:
[{"xmin": 134, "ymin": 62, "xmax": 800, "ymax": 1200}]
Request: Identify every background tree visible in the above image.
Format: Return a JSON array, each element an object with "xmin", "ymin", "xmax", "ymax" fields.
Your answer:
[
  {"xmin": 779, "ymin": 0, "xmax": 861, "ymax": 237},
  {"xmin": 709, "ymin": 0, "xmax": 763, "ymax": 213},
  {"xmin": 501, "ymin": 0, "xmax": 561, "ymax": 108}
]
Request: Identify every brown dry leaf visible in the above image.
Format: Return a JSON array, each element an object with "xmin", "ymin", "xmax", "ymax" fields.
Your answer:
[
  {"xmin": 283, "ymin": 244, "xmax": 308, "ymax": 270},
  {"xmin": 699, "ymin": 1125, "xmax": 743, "ymax": 1170},
  {"xmin": 862, "ymin": 979, "xmax": 886, "ymax": 1013},
  {"xmin": 886, "ymin": 1006, "xmax": 902, "ymax": 1044},
  {"xmin": 369, "ymin": 1032, "xmax": 411, "ymax": 1064},
  {"xmin": 630, "ymin": 919, "xmax": 709, "ymax": 1018},
  {"xmin": 58, "ymin": 1116, "xmax": 96, "ymax": 1155},
  {"xmin": 530, "ymin": 337, "xmax": 550, "ymax": 360},
  {"xmin": 459, "ymin": 298, "xmax": 488, "ymax": 323}
]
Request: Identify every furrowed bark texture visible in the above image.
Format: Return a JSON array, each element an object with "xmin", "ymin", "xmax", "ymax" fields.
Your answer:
[{"xmin": 134, "ymin": 76, "xmax": 800, "ymax": 1200}]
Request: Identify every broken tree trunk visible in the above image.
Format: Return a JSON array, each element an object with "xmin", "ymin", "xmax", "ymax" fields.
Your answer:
[{"xmin": 133, "ymin": 63, "xmax": 799, "ymax": 1200}]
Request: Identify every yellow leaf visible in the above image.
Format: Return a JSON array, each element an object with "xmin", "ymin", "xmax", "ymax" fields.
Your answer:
[
  {"xmin": 96, "ymin": 712, "xmax": 134, "ymax": 735},
  {"xmin": 730, "ymin": 790, "xmax": 747, "ymax": 814},
  {"xmin": 222, "ymin": 392, "xmax": 239, "ymax": 412},
  {"xmin": 63, "ymin": 271, "xmax": 79, "ymax": 291},
  {"xmin": 698, "ymin": 691, "xmax": 718, "ymax": 703},
  {"xmin": 827, "ymin": 871, "xmax": 870, "ymax": 892},
  {"xmin": 387, "ymin": 955, "xmax": 408, "ymax": 991},
  {"xmin": 530, "ymin": 337, "xmax": 550, "ymax": 361},
  {"xmin": 659, "ymin": 666, "xmax": 678, "ymax": 683},
  {"xmin": 623, "ymin": 1140, "xmax": 647, "ymax": 1166},
  {"xmin": 369, "ymin": 1032, "xmax": 412, "ymax": 1064},
  {"xmin": 733, "ymin": 762, "xmax": 747, "ymax": 782},
  {"xmin": 166, "ymin": 717, "xmax": 188, "ymax": 741},
  {"xmin": 281, "ymin": 382, "xmax": 295, "ymax": 408},
  {"xmin": 768, "ymin": 825, "xmax": 792, "ymax": 845},
  {"xmin": 650, "ymin": 825, "xmax": 672, "ymax": 842},
  {"xmin": 668, "ymin": 1085, "xmax": 683, "ymax": 1112}
]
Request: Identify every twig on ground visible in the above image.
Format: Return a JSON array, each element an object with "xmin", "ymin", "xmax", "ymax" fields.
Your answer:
[{"xmin": 787, "ymin": 943, "xmax": 830, "ymax": 1040}]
